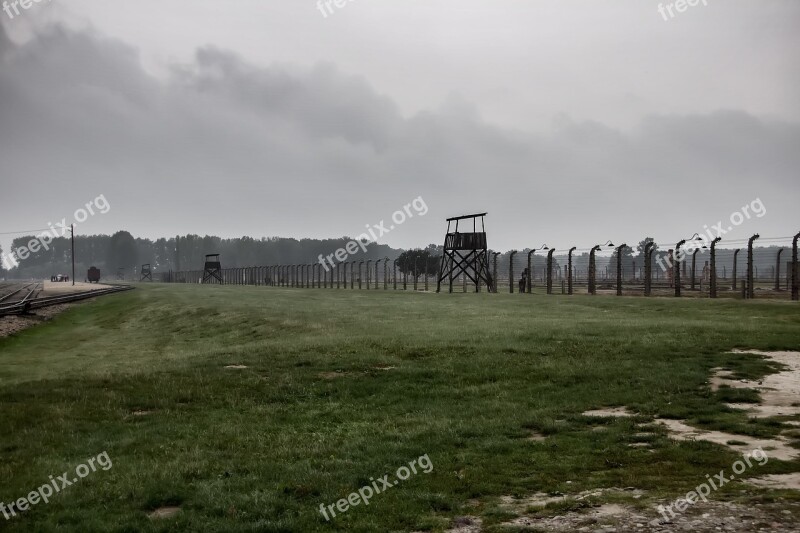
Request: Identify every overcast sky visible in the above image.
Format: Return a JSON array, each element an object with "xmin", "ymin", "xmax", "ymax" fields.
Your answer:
[{"xmin": 1, "ymin": 1, "xmax": 798, "ymax": 254}]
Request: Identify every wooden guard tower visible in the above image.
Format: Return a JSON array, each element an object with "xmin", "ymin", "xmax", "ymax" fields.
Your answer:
[
  {"xmin": 140, "ymin": 263, "xmax": 152, "ymax": 282},
  {"xmin": 436, "ymin": 213, "xmax": 494, "ymax": 293},
  {"xmin": 202, "ymin": 254, "xmax": 223, "ymax": 284}
]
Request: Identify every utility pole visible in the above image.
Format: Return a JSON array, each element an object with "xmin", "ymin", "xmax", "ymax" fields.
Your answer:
[{"xmin": 71, "ymin": 224, "xmax": 75, "ymax": 286}]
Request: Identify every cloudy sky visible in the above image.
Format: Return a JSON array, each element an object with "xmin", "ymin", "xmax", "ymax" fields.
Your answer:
[{"xmin": 1, "ymin": 0, "xmax": 798, "ymax": 254}]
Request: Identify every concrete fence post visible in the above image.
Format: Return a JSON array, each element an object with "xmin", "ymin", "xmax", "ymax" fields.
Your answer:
[
  {"xmin": 509, "ymin": 251, "xmax": 517, "ymax": 293},
  {"xmin": 616, "ymin": 244, "xmax": 626, "ymax": 296},
  {"xmin": 710, "ymin": 237, "xmax": 722, "ymax": 298},
  {"xmin": 568, "ymin": 247, "xmax": 576, "ymax": 295},
  {"xmin": 793, "ymin": 232, "xmax": 800, "ymax": 301},
  {"xmin": 747, "ymin": 234, "xmax": 760, "ymax": 299},
  {"xmin": 775, "ymin": 248, "xmax": 784, "ymax": 292},
  {"xmin": 527, "ymin": 250, "xmax": 534, "ymax": 293},
  {"xmin": 589, "ymin": 245, "xmax": 600, "ymax": 295},
  {"xmin": 674, "ymin": 240, "xmax": 686, "ymax": 297},
  {"xmin": 492, "ymin": 252, "xmax": 499, "ymax": 293},
  {"xmin": 644, "ymin": 242, "xmax": 655, "ymax": 296}
]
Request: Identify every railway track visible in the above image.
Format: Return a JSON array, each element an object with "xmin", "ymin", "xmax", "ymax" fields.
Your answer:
[
  {"xmin": 0, "ymin": 282, "xmax": 40, "ymax": 305},
  {"xmin": 0, "ymin": 283, "xmax": 133, "ymax": 317}
]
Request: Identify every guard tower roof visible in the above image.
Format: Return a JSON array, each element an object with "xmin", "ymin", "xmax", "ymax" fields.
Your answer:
[{"xmin": 445, "ymin": 213, "xmax": 487, "ymax": 222}]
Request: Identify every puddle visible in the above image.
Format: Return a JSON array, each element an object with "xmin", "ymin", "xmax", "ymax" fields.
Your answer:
[{"xmin": 225, "ymin": 365, "xmax": 248, "ymax": 369}]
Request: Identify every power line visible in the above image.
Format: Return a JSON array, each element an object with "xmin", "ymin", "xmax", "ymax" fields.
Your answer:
[{"xmin": 0, "ymin": 228, "xmax": 51, "ymax": 235}]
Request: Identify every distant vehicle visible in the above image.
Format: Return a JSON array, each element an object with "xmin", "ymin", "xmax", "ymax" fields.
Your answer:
[
  {"xmin": 87, "ymin": 267, "xmax": 101, "ymax": 283},
  {"xmin": 51, "ymin": 274, "xmax": 67, "ymax": 282}
]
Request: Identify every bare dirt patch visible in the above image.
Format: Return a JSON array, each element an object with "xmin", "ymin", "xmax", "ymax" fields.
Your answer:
[
  {"xmin": 444, "ymin": 515, "xmax": 481, "ymax": 532},
  {"xmin": 653, "ymin": 351, "xmax": 800, "ymax": 460},
  {"xmin": 527, "ymin": 431, "xmax": 547, "ymax": 442},
  {"xmin": 655, "ymin": 418, "xmax": 799, "ymax": 461},
  {"xmin": 500, "ymin": 487, "xmax": 644, "ymax": 513},
  {"xmin": 746, "ymin": 472, "xmax": 800, "ymax": 491},
  {"xmin": 504, "ymin": 499, "xmax": 800, "ymax": 532},
  {"xmin": 709, "ymin": 367, "xmax": 738, "ymax": 392},
  {"xmin": 38, "ymin": 280, "xmax": 114, "ymax": 297},
  {"xmin": 582, "ymin": 407, "xmax": 635, "ymax": 418},
  {"xmin": 317, "ymin": 371, "xmax": 351, "ymax": 379},
  {"xmin": 716, "ymin": 350, "xmax": 800, "ymax": 419},
  {"xmin": 225, "ymin": 365, "xmax": 248, "ymax": 369},
  {"xmin": 148, "ymin": 506, "xmax": 181, "ymax": 519}
]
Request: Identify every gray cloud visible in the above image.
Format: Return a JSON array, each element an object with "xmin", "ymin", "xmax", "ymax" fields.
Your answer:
[{"xmin": 1, "ymin": 21, "xmax": 798, "ymax": 255}]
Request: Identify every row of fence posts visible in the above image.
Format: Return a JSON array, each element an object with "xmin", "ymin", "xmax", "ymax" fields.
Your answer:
[
  {"xmin": 164, "ymin": 259, "xmax": 432, "ymax": 291},
  {"xmin": 500, "ymin": 233, "xmax": 799, "ymax": 300},
  {"xmin": 161, "ymin": 232, "xmax": 799, "ymax": 300}
]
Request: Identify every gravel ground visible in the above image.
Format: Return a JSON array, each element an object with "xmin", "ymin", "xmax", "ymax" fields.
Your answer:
[
  {"xmin": 499, "ymin": 500, "xmax": 800, "ymax": 532},
  {"xmin": 0, "ymin": 303, "xmax": 74, "ymax": 338}
]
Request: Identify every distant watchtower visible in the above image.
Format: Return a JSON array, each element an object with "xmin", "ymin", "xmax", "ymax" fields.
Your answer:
[
  {"xmin": 202, "ymin": 254, "xmax": 223, "ymax": 284},
  {"xmin": 140, "ymin": 263, "xmax": 152, "ymax": 282},
  {"xmin": 436, "ymin": 213, "xmax": 494, "ymax": 293}
]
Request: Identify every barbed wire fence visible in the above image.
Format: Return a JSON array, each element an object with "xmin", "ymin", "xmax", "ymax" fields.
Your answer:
[{"xmin": 160, "ymin": 233, "xmax": 800, "ymax": 301}]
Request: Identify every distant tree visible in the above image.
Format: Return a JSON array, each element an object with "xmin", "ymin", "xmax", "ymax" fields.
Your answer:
[
  {"xmin": 106, "ymin": 231, "xmax": 138, "ymax": 272},
  {"xmin": 636, "ymin": 237, "xmax": 658, "ymax": 258},
  {"xmin": 397, "ymin": 249, "xmax": 440, "ymax": 279},
  {"xmin": 608, "ymin": 244, "xmax": 635, "ymax": 279}
]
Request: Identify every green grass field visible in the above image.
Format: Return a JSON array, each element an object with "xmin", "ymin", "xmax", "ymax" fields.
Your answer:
[{"xmin": 1, "ymin": 285, "xmax": 799, "ymax": 531}]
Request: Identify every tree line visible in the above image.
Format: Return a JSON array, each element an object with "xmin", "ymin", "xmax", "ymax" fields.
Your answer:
[{"xmin": 1, "ymin": 232, "xmax": 787, "ymax": 282}]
